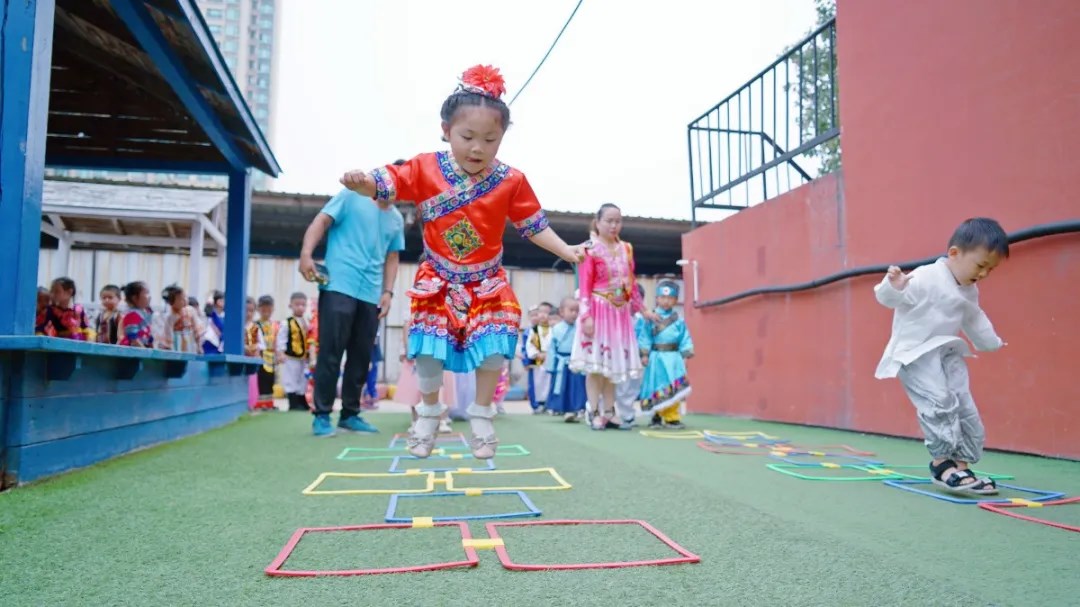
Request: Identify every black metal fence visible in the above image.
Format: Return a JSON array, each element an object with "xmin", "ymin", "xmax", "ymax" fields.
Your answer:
[{"xmin": 688, "ymin": 18, "xmax": 838, "ymax": 224}]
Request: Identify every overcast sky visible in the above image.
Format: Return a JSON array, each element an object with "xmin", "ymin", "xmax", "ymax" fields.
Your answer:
[{"xmin": 269, "ymin": 0, "xmax": 818, "ymax": 220}]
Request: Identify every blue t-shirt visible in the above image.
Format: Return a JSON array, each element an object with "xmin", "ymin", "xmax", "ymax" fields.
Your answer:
[{"xmin": 320, "ymin": 189, "xmax": 405, "ymax": 305}]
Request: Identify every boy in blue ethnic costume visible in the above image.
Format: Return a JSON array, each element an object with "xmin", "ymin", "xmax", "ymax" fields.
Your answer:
[
  {"xmin": 546, "ymin": 297, "xmax": 588, "ymax": 421},
  {"xmin": 638, "ymin": 281, "xmax": 694, "ymax": 429}
]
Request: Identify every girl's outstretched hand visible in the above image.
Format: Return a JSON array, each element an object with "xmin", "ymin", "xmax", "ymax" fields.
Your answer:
[
  {"xmin": 560, "ymin": 242, "xmax": 588, "ymax": 264},
  {"xmin": 340, "ymin": 170, "xmax": 375, "ymax": 196}
]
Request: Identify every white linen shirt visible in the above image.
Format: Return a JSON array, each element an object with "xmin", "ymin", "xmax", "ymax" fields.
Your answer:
[{"xmin": 874, "ymin": 258, "xmax": 1004, "ymax": 379}]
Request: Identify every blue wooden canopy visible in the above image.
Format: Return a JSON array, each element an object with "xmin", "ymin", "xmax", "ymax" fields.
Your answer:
[{"xmin": 1, "ymin": 0, "xmax": 281, "ymax": 355}]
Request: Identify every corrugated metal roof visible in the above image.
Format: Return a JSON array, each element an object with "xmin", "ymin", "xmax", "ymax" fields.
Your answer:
[{"xmin": 43, "ymin": 180, "xmax": 225, "ymax": 216}]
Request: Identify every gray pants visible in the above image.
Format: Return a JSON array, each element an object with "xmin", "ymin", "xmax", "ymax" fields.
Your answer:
[
  {"xmin": 615, "ymin": 376, "xmax": 642, "ymax": 422},
  {"xmin": 897, "ymin": 347, "xmax": 985, "ymax": 464}
]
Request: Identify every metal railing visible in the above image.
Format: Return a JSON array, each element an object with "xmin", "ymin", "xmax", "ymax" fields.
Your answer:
[{"xmin": 688, "ymin": 18, "xmax": 838, "ymax": 224}]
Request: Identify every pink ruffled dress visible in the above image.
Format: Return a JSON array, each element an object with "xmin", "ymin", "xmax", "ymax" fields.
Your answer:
[{"xmin": 569, "ymin": 239, "xmax": 644, "ymax": 384}]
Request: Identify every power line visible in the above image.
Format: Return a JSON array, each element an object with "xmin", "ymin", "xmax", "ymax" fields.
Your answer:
[{"xmin": 508, "ymin": 0, "xmax": 584, "ymax": 106}]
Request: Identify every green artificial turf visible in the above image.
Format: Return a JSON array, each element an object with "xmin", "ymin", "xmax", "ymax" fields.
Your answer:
[{"xmin": 1, "ymin": 411, "xmax": 1079, "ymax": 606}]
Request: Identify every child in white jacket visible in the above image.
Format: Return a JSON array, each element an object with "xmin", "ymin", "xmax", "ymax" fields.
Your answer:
[{"xmin": 875, "ymin": 218, "xmax": 1008, "ymax": 495}]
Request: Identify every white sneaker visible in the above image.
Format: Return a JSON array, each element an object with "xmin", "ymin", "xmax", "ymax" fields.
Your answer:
[{"xmin": 438, "ymin": 418, "xmax": 453, "ymax": 434}]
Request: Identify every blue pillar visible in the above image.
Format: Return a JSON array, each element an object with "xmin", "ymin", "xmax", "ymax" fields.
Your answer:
[
  {"xmin": 0, "ymin": 0, "xmax": 55, "ymax": 336},
  {"xmin": 223, "ymin": 170, "xmax": 252, "ymax": 355}
]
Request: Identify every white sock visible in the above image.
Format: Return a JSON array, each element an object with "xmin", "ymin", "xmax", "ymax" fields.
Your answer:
[
  {"xmin": 414, "ymin": 403, "xmax": 446, "ymax": 436},
  {"xmin": 467, "ymin": 403, "xmax": 496, "ymax": 437}
]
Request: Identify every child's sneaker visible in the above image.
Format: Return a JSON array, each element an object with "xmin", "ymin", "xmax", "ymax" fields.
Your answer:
[
  {"xmin": 312, "ymin": 414, "xmax": 335, "ymax": 438},
  {"xmin": 648, "ymin": 414, "xmax": 663, "ymax": 429},
  {"xmin": 338, "ymin": 415, "xmax": 379, "ymax": 434},
  {"xmin": 563, "ymin": 412, "xmax": 580, "ymax": 423},
  {"xmin": 663, "ymin": 420, "xmax": 686, "ymax": 430},
  {"xmin": 437, "ymin": 418, "xmax": 453, "ymax": 434}
]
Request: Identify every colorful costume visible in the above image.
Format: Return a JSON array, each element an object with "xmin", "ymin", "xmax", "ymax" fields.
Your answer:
[
  {"xmin": 244, "ymin": 321, "xmax": 266, "ymax": 410},
  {"xmin": 158, "ymin": 306, "xmax": 202, "ymax": 353},
  {"xmin": 569, "ymin": 240, "xmax": 644, "ymax": 383},
  {"xmin": 304, "ymin": 305, "xmax": 318, "ymax": 407},
  {"xmin": 525, "ymin": 323, "xmax": 552, "ymax": 408},
  {"xmin": 638, "ymin": 284, "xmax": 694, "ymax": 426},
  {"xmin": 36, "ymin": 304, "xmax": 91, "ymax": 340},
  {"xmin": 276, "ymin": 316, "xmax": 310, "ymax": 411},
  {"xmin": 493, "ymin": 364, "xmax": 511, "ymax": 407},
  {"xmin": 119, "ymin": 308, "xmax": 153, "ymax": 348},
  {"xmin": 252, "ymin": 319, "xmax": 279, "ymax": 410},
  {"xmin": 371, "ymin": 151, "xmax": 550, "ymax": 372},
  {"xmin": 203, "ymin": 310, "xmax": 224, "ymax": 354},
  {"xmin": 96, "ymin": 309, "xmax": 121, "ymax": 345},
  {"xmin": 545, "ymin": 319, "xmax": 587, "ymax": 415},
  {"xmin": 519, "ymin": 326, "xmax": 538, "ymax": 408}
]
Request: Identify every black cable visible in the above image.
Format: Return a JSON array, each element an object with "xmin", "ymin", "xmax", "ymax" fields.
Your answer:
[
  {"xmin": 694, "ymin": 219, "xmax": 1080, "ymax": 309},
  {"xmin": 508, "ymin": 0, "xmax": 584, "ymax": 106}
]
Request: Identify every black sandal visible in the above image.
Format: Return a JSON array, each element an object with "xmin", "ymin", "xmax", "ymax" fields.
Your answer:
[
  {"xmin": 964, "ymin": 474, "xmax": 999, "ymax": 495},
  {"xmin": 929, "ymin": 459, "xmax": 974, "ymax": 493},
  {"xmin": 929, "ymin": 460, "xmax": 998, "ymax": 495}
]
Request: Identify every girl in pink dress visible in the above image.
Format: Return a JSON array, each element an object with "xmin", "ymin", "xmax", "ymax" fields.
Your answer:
[{"xmin": 570, "ymin": 204, "xmax": 658, "ymax": 430}]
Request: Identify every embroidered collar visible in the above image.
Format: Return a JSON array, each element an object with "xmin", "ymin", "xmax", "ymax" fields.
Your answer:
[{"xmin": 437, "ymin": 150, "xmax": 501, "ymax": 185}]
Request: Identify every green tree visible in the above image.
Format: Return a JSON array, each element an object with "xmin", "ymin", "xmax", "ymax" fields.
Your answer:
[{"xmin": 789, "ymin": 0, "xmax": 840, "ymax": 176}]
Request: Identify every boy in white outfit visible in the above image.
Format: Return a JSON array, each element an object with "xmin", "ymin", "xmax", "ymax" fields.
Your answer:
[
  {"xmin": 276, "ymin": 292, "xmax": 311, "ymax": 411},
  {"xmin": 875, "ymin": 218, "xmax": 1008, "ymax": 495}
]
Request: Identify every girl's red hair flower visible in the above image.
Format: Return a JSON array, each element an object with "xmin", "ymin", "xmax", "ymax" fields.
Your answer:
[{"xmin": 460, "ymin": 65, "xmax": 507, "ymax": 100}]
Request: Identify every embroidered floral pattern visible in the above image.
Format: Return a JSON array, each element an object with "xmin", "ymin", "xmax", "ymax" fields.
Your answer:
[
  {"xmin": 409, "ymin": 310, "xmax": 520, "ymax": 352},
  {"xmin": 423, "ymin": 246, "xmax": 502, "ymax": 284},
  {"xmin": 370, "ymin": 166, "xmax": 396, "ymax": 202},
  {"xmin": 514, "ymin": 209, "xmax": 549, "ymax": 238},
  {"xmin": 420, "ymin": 152, "xmax": 510, "ymax": 223},
  {"xmin": 407, "ymin": 276, "xmax": 445, "ymax": 299},
  {"xmin": 442, "ymin": 217, "xmax": 484, "ymax": 260},
  {"xmin": 474, "ymin": 276, "xmax": 507, "ymax": 299},
  {"xmin": 445, "ymin": 283, "xmax": 473, "ymax": 325},
  {"xmin": 640, "ymin": 376, "xmax": 690, "ymax": 410}
]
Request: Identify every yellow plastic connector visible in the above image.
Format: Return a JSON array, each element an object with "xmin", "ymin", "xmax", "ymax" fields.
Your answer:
[{"xmin": 462, "ymin": 538, "xmax": 504, "ymax": 550}]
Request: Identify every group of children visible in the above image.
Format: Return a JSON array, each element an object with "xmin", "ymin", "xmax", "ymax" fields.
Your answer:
[
  {"xmin": 520, "ymin": 282, "xmax": 695, "ymax": 430},
  {"xmin": 35, "ymin": 279, "xmax": 215, "ymax": 351},
  {"xmin": 245, "ymin": 292, "xmax": 313, "ymax": 412},
  {"xmin": 245, "ymin": 291, "xmax": 387, "ymax": 414},
  {"xmin": 339, "ymin": 64, "xmax": 1009, "ymax": 498}
]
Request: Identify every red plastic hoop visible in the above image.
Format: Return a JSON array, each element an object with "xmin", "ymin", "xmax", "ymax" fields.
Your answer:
[
  {"xmin": 484, "ymin": 519, "xmax": 700, "ymax": 571},
  {"xmin": 978, "ymin": 496, "xmax": 1080, "ymax": 533},
  {"xmin": 265, "ymin": 521, "xmax": 480, "ymax": 576}
]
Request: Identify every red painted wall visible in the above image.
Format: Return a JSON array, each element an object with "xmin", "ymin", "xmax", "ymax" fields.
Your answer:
[{"xmin": 682, "ymin": 0, "xmax": 1080, "ymax": 459}]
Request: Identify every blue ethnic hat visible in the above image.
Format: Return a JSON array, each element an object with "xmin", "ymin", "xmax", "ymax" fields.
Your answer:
[{"xmin": 657, "ymin": 281, "xmax": 679, "ymax": 298}]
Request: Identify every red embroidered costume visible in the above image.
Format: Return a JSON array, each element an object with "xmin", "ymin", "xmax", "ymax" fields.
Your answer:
[{"xmin": 370, "ymin": 153, "xmax": 549, "ymax": 372}]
